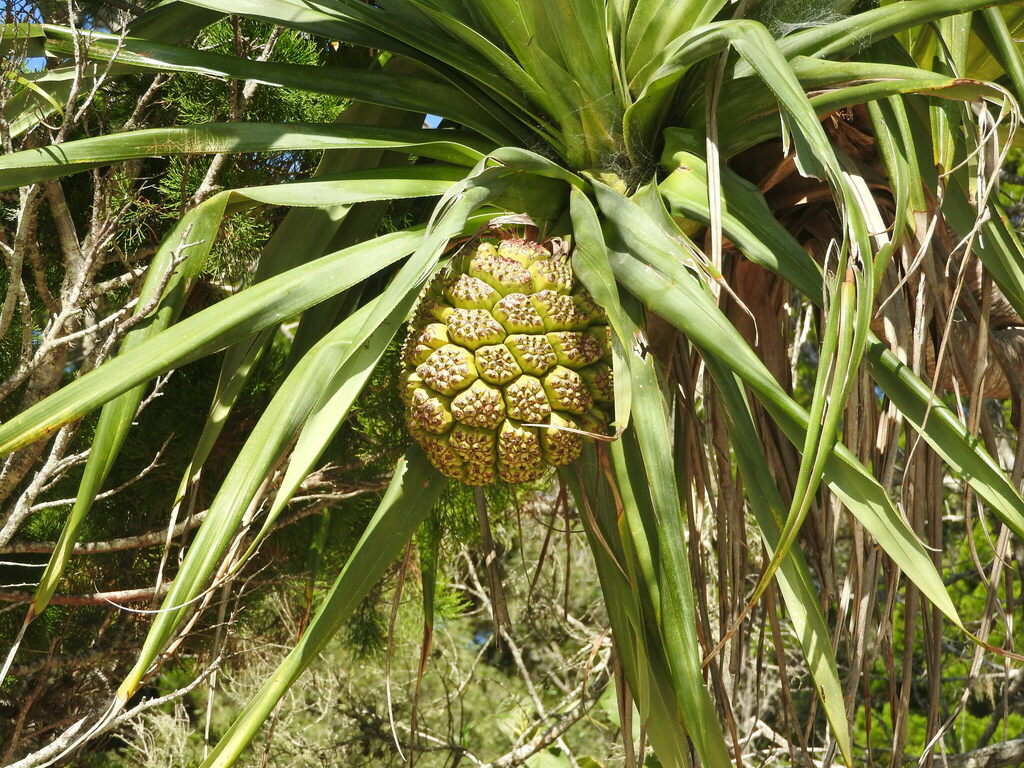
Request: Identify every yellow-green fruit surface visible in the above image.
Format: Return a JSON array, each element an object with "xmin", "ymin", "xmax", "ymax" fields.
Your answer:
[{"xmin": 401, "ymin": 238, "xmax": 612, "ymax": 485}]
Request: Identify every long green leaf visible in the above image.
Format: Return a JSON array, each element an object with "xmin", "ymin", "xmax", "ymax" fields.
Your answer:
[
  {"xmin": 624, "ymin": 0, "xmax": 726, "ymax": 84},
  {"xmin": 594, "ymin": 184, "xmax": 965, "ymax": 630},
  {"xmin": 583, "ymin": 198, "xmax": 845, "ymax": 760},
  {"xmin": 0, "ymin": 164, "xmax": 463, "ymax": 457},
  {"xmin": 9, "ymin": 23, "xmax": 516, "ymax": 144},
  {"xmin": 243, "ymin": 174, "xmax": 513, "ymax": 560},
  {"xmin": 199, "ymin": 449, "xmax": 446, "ymax": 768},
  {"xmin": 705, "ymin": 55, "xmax": 1004, "ymax": 156},
  {"xmin": 945, "ymin": 174, "xmax": 1024, "ymax": 321},
  {"xmin": 563, "ymin": 454, "xmax": 692, "ymax": 768},
  {"xmin": 973, "ymin": 7, "xmax": 1024, "ymax": 95},
  {"xmin": 0, "ymin": 224, "xmax": 426, "ymax": 456},
  {"xmin": 116, "ymin": 298, "xmax": 381, "ymax": 697},
  {"xmin": 569, "ymin": 187, "xmax": 633, "ymax": 432},
  {"xmin": 403, "ymin": 0, "xmax": 557, "ymax": 128},
  {"xmin": 177, "ymin": 0, "xmax": 412, "ymax": 54},
  {"xmin": 778, "ymin": 0, "xmax": 1023, "ymax": 61},
  {"xmin": 629, "ymin": 24, "xmax": 881, "ymax": 524},
  {"xmin": 126, "ymin": 3, "xmax": 224, "ymax": 40},
  {"xmin": 117, "ymin": 165, "xmax": 511, "ymax": 699},
  {"xmin": 626, "ymin": 19, "xmax": 839, "ymax": 174},
  {"xmin": 658, "ymin": 131, "xmax": 822, "ymax": 299},
  {"xmin": 219, "ymin": 166, "xmax": 467, "ymax": 213},
  {"xmin": 609, "ymin": 243, "xmax": 967, "ymax": 625},
  {"xmin": 21, "ymin": 86, "xmax": 433, "ymax": 628},
  {"xmin": 658, "ymin": 133, "xmax": 1024, "ymax": 544},
  {"xmin": 720, "ymin": 76, "xmax": 1002, "ymax": 160},
  {"xmin": 164, "ymin": 0, "xmax": 551, "ymax": 152},
  {"xmin": 263, "ymin": 0, "xmax": 554, "ymax": 141},
  {"xmin": 0, "ymin": 124, "xmax": 492, "ymax": 189},
  {"xmin": 703, "ymin": 356, "xmax": 853, "ymax": 765},
  {"xmin": 470, "ymin": 0, "xmax": 597, "ymax": 162},
  {"xmin": 580, "ymin": 273, "xmax": 733, "ymax": 764},
  {"xmin": 26, "ymin": 197, "xmax": 227, "ymax": 620},
  {"xmin": 3, "ymin": 6, "xmax": 222, "ymax": 138},
  {"xmin": 867, "ymin": 342, "xmax": 1024, "ymax": 540},
  {"xmin": 160, "ymin": 102, "xmax": 424, "ymax": 573},
  {"xmin": 643, "ymin": 162, "xmax": 873, "ymax": 648},
  {"xmin": 620, "ymin": 352, "xmax": 735, "ymax": 768}
]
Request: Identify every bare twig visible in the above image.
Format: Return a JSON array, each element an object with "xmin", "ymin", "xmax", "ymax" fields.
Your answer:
[
  {"xmin": 0, "ymin": 583, "xmax": 172, "ymax": 606},
  {"xmin": 483, "ymin": 666, "xmax": 611, "ymax": 768},
  {"xmin": 933, "ymin": 739, "xmax": 1024, "ymax": 768}
]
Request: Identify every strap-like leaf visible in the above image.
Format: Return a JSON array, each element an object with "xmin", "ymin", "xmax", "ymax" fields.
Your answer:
[
  {"xmin": 116, "ymin": 166, "xmax": 512, "ymax": 700},
  {"xmin": 198, "ymin": 449, "xmax": 446, "ymax": 768},
  {"xmin": 619, "ymin": 340, "xmax": 735, "ymax": 768},
  {"xmin": 972, "ymin": 7, "xmax": 1024, "ymax": 95},
  {"xmin": 0, "ymin": 222, "xmax": 425, "ymax": 456},
  {"xmin": 11, "ymin": 23, "xmax": 516, "ymax": 143},
  {"xmin": 563, "ymin": 455, "xmax": 693, "ymax": 768},
  {"xmin": 623, "ymin": 0, "xmax": 725, "ymax": 83},
  {"xmin": 778, "ymin": 0, "xmax": 1022, "ymax": 60},
  {"xmin": 657, "ymin": 134, "xmax": 1024, "ymax": 545},
  {"xmin": 569, "ymin": 187, "xmax": 633, "ymax": 432},
  {"xmin": 595, "ymin": 185, "xmax": 966, "ymax": 630},
  {"xmin": 244, "ymin": 173, "xmax": 515, "ymax": 559},
  {"xmin": 26, "ymin": 197, "xmax": 227, "ymax": 621},
  {"xmin": 702, "ymin": 356, "xmax": 854, "ymax": 766},
  {"xmin": 0, "ymin": 124, "xmax": 492, "ymax": 189},
  {"xmin": 160, "ymin": 104, "xmax": 427, "ymax": 589}
]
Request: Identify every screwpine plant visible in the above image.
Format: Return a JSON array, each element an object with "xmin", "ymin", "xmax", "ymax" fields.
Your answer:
[{"xmin": 3, "ymin": 1, "xmax": 1024, "ymax": 765}]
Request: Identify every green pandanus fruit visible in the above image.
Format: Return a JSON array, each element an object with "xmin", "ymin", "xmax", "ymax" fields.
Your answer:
[{"xmin": 400, "ymin": 235, "xmax": 612, "ymax": 485}]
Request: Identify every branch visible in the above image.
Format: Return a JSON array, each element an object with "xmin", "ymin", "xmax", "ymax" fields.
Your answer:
[
  {"xmin": 483, "ymin": 667, "xmax": 611, "ymax": 768},
  {"xmin": 6, "ymin": 655, "xmax": 222, "ymax": 768},
  {"xmin": 934, "ymin": 740, "xmax": 1024, "ymax": 768},
  {"xmin": 0, "ymin": 424, "xmax": 78, "ymax": 546},
  {"xmin": 0, "ymin": 583, "xmax": 171, "ymax": 606},
  {"xmin": 190, "ymin": 25, "xmax": 282, "ymax": 204},
  {"xmin": 0, "ymin": 478, "xmax": 387, "ymax": 555}
]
